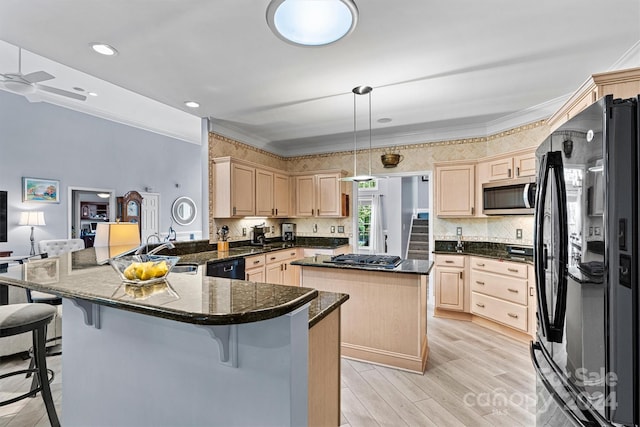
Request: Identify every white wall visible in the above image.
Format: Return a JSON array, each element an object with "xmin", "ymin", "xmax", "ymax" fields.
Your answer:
[{"xmin": 0, "ymin": 90, "xmax": 203, "ymax": 255}]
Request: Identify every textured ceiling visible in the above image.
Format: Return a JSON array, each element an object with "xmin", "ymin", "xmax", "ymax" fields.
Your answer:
[{"xmin": 0, "ymin": 1, "xmax": 639, "ymax": 155}]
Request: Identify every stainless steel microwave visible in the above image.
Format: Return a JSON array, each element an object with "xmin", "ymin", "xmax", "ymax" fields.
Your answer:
[{"xmin": 482, "ymin": 176, "xmax": 536, "ymax": 215}]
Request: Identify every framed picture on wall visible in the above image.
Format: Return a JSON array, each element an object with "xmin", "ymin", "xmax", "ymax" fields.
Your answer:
[{"xmin": 22, "ymin": 177, "xmax": 60, "ymax": 203}]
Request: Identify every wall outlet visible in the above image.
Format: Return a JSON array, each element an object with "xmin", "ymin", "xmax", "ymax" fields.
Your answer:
[
  {"xmin": 242, "ymin": 228, "xmax": 246, "ymax": 236},
  {"xmin": 338, "ymin": 226, "xmax": 344, "ymax": 233},
  {"xmin": 456, "ymin": 227, "xmax": 462, "ymax": 236},
  {"xmin": 270, "ymin": 226, "xmax": 274, "ymax": 233},
  {"xmin": 516, "ymin": 229, "xmax": 523, "ymax": 239},
  {"xmin": 331, "ymin": 226, "xmax": 336, "ymax": 233}
]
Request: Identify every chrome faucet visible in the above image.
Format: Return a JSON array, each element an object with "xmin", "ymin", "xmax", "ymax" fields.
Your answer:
[
  {"xmin": 455, "ymin": 235, "xmax": 464, "ymax": 253},
  {"xmin": 134, "ymin": 234, "xmax": 176, "ymax": 255}
]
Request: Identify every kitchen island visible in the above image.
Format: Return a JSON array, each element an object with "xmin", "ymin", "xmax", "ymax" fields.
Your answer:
[
  {"xmin": 0, "ymin": 248, "xmax": 347, "ymax": 427},
  {"xmin": 292, "ymin": 255, "xmax": 433, "ymax": 373}
]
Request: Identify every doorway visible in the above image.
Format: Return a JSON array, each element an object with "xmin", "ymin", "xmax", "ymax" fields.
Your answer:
[
  {"xmin": 140, "ymin": 192, "xmax": 160, "ymax": 243},
  {"xmin": 67, "ymin": 186, "xmax": 116, "ymax": 243},
  {"xmin": 352, "ymin": 171, "xmax": 433, "ymax": 259}
]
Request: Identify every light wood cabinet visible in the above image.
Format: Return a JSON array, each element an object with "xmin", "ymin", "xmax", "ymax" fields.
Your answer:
[
  {"xmin": 245, "ymin": 254, "xmax": 266, "ymax": 282},
  {"xmin": 486, "ymin": 151, "xmax": 536, "ymax": 181},
  {"xmin": 434, "ymin": 254, "xmax": 466, "ymax": 312},
  {"xmin": 212, "ymin": 158, "xmax": 256, "ymax": 217},
  {"xmin": 273, "ymin": 172, "xmax": 290, "ymax": 217},
  {"xmin": 255, "ymin": 169, "xmax": 274, "ymax": 217},
  {"xmin": 264, "ymin": 248, "xmax": 301, "ymax": 286},
  {"xmin": 213, "ymin": 157, "xmax": 290, "ymax": 219},
  {"xmin": 294, "ymin": 172, "xmax": 347, "ymax": 218},
  {"xmin": 547, "ymin": 67, "xmax": 640, "ymax": 131},
  {"xmin": 435, "ymin": 163, "xmax": 475, "ymax": 217},
  {"xmin": 470, "ymin": 256, "xmax": 530, "ymax": 333}
]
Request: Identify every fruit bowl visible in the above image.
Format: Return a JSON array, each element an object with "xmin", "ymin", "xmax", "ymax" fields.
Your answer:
[{"xmin": 109, "ymin": 255, "xmax": 180, "ymax": 285}]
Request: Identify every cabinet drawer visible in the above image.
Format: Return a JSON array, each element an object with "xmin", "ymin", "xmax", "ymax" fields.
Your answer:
[
  {"xmin": 469, "ymin": 257, "xmax": 527, "ymax": 278},
  {"xmin": 471, "ymin": 292, "xmax": 527, "ymax": 332},
  {"xmin": 265, "ymin": 249, "xmax": 298, "ymax": 264},
  {"xmin": 435, "ymin": 254, "xmax": 465, "ymax": 268},
  {"xmin": 470, "ymin": 271, "xmax": 527, "ymax": 305},
  {"xmin": 245, "ymin": 254, "xmax": 265, "ymax": 268}
]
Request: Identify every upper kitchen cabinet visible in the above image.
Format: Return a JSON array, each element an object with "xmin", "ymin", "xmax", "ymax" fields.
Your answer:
[
  {"xmin": 212, "ymin": 157, "xmax": 291, "ymax": 218},
  {"xmin": 255, "ymin": 169, "xmax": 291, "ymax": 217},
  {"xmin": 435, "ymin": 163, "xmax": 476, "ymax": 217},
  {"xmin": 293, "ymin": 171, "xmax": 348, "ymax": 218},
  {"xmin": 486, "ymin": 150, "xmax": 536, "ymax": 181},
  {"xmin": 212, "ymin": 157, "xmax": 256, "ymax": 217},
  {"xmin": 547, "ymin": 67, "xmax": 640, "ymax": 131}
]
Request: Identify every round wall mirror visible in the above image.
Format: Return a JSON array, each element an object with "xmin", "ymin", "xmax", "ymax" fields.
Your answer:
[{"xmin": 171, "ymin": 196, "xmax": 197, "ymax": 226}]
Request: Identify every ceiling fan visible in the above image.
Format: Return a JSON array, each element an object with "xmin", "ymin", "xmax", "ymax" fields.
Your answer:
[{"xmin": 0, "ymin": 47, "xmax": 86, "ymax": 101}]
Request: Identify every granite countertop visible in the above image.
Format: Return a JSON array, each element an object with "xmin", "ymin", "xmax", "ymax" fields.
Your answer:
[
  {"xmin": 433, "ymin": 240, "xmax": 533, "ymax": 264},
  {"xmin": 160, "ymin": 238, "xmax": 350, "ymax": 266},
  {"xmin": 0, "ymin": 248, "xmax": 320, "ymax": 326},
  {"xmin": 291, "ymin": 255, "xmax": 434, "ymax": 275},
  {"xmin": 308, "ymin": 291, "xmax": 349, "ymax": 328}
]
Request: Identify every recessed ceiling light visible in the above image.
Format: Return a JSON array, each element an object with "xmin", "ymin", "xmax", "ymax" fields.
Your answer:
[
  {"xmin": 90, "ymin": 43, "xmax": 118, "ymax": 56},
  {"xmin": 88, "ymin": 92, "xmax": 98, "ymax": 97},
  {"xmin": 266, "ymin": 0, "xmax": 358, "ymax": 47},
  {"xmin": 184, "ymin": 101, "xmax": 200, "ymax": 108},
  {"xmin": 378, "ymin": 118, "xmax": 392, "ymax": 124}
]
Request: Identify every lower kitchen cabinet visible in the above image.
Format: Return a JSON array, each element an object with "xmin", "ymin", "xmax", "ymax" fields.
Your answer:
[
  {"xmin": 245, "ymin": 254, "xmax": 266, "ymax": 282},
  {"xmin": 265, "ymin": 248, "xmax": 300, "ymax": 286},
  {"xmin": 434, "ymin": 254, "xmax": 467, "ymax": 312},
  {"xmin": 434, "ymin": 253, "xmax": 535, "ymax": 341}
]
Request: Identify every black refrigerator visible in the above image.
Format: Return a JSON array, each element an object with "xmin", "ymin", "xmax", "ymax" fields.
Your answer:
[{"xmin": 531, "ymin": 94, "xmax": 638, "ymax": 426}]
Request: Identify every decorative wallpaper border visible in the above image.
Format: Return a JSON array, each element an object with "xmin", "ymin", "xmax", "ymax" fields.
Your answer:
[{"xmin": 209, "ymin": 119, "xmax": 547, "ymax": 161}]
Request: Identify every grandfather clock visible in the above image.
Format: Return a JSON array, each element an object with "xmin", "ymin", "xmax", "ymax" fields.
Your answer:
[{"xmin": 117, "ymin": 191, "xmax": 143, "ymax": 233}]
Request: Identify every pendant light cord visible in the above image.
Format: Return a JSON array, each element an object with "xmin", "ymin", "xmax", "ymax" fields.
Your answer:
[
  {"xmin": 353, "ymin": 90, "xmax": 358, "ymax": 177},
  {"xmin": 368, "ymin": 90, "xmax": 372, "ymax": 176}
]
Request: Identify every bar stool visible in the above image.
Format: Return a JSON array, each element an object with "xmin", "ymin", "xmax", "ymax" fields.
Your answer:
[{"xmin": 0, "ymin": 303, "xmax": 60, "ymax": 427}]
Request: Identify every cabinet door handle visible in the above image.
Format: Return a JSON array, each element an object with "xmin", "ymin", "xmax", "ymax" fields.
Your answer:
[
  {"xmin": 476, "ymin": 262, "xmax": 485, "ymax": 267},
  {"xmin": 471, "ymin": 206, "xmax": 474, "ymax": 215},
  {"xmin": 508, "ymin": 168, "xmax": 512, "ymax": 178},
  {"xmin": 233, "ymin": 207, "xmax": 236, "ymax": 216},
  {"xmin": 272, "ymin": 208, "xmax": 274, "ymax": 215},
  {"xmin": 530, "ymin": 287, "xmax": 534, "ymax": 297},
  {"xmin": 290, "ymin": 252, "xmax": 296, "ymax": 256},
  {"xmin": 275, "ymin": 208, "xmax": 278, "ymax": 216},
  {"xmin": 508, "ymin": 288, "xmax": 519, "ymax": 293},
  {"xmin": 475, "ymin": 303, "xmax": 485, "ymax": 308},
  {"xmin": 445, "ymin": 260, "xmax": 454, "ymax": 264},
  {"xmin": 476, "ymin": 281, "xmax": 485, "ymax": 285},
  {"xmin": 253, "ymin": 260, "xmax": 260, "ymax": 265},
  {"xmin": 284, "ymin": 264, "xmax": 287, "ymax": 270},
  {"xmin": 459, "ymin": 272, "xmax": 463, "ymax": 280},
  {"xmin": 270, "ymin": 256, "xmax": 277, "ymax": 261},
  {"xmin": 508, "ymin": 313, "xmax": 519, "ymax": 319},
  {"xmin": 507, "ymin": 268, "xmax": 519, "ymax": 273},
  {"xmin": 516, "ymin": 166, "xmax": 520, "ymax": 177}
]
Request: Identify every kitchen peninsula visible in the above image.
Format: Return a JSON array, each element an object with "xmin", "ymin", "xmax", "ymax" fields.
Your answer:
[
  {"xmin": 292, "ymin": 255, "xmax": 433, "ymax": 373},
  {"xmin": 0, "ymin": 248, "xmax": 347, "ymax": 427}
]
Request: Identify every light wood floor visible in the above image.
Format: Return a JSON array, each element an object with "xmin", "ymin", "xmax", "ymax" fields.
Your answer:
[{"xmin": 0, "ymin": 310, "xmax": 535, "ymax": 427}]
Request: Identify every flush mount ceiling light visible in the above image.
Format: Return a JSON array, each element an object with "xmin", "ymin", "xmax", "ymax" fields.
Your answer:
[
  {"xmin": 184, "ymin": 101, "xmax": 200, "ymax": 108},
  {"xmin": 266, "ymin": 0, "xmax": 358, "ymax": 47},
  {"xmin": 90, "ymin": 43, "xmax": 118, "ymax": 56},
  {"xmin": 342, "ymin": 85, "xmax": 374, "ymax": 182},
  {"xmin": 97, "ymin": 193, "xmax": 110, "ymax": 198}
]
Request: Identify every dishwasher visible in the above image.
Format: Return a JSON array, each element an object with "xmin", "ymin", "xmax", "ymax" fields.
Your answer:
[{"xmin": 205, "ymin": 257, "xmax": 245, "ymax": 279}]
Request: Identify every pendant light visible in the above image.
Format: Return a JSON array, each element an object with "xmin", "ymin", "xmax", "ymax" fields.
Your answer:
[{"xmin": 342, "ymin": 85, "xmax": 374, "ymax": 182}]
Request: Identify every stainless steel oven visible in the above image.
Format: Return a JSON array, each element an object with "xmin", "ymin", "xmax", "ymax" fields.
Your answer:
[{"xmin": 482, "ymin": 176, "xmax": 536, "ymax": 215}]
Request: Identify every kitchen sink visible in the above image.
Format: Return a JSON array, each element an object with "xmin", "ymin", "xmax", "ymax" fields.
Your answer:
[{"xmin": 172, "ymin": 263, "xmax": 199, "ymax": 274}]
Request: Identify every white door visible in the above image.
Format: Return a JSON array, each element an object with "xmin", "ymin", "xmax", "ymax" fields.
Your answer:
[{"xmin": 140, "ymin": 193, "xmax": 160, "ymax": 243}]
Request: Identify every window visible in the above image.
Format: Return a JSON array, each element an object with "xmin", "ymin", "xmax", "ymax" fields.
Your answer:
[
  {"xmin": 358, "ymin": 197, "xmax": 372, "ymax": 248},
  {"xmin": 358, "ymin": 180, "xmax": 378, "ymax": 191}
]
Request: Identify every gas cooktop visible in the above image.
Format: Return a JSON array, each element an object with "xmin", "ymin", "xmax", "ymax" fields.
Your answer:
[{"xmin": 324, "ymin": 254, "xmax": 403, "ymax": 269}]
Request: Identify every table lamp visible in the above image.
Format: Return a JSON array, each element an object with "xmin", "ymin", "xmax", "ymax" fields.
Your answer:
[
  {"xmin": 19, "ymin": 211, "xmax": 45, "ymax": 256},
  {"xmin": 93, "ymin": 222, "xmax": 141, "ymax": 263}
]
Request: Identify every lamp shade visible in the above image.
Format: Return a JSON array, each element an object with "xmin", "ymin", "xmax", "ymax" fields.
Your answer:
[
  {"xmin": 94, "ymin": 222, "xmax": 141, "ymax": 263},
  {"xmin": 19, "ymin": 211, "xmax": 46, "ymax": 226}
]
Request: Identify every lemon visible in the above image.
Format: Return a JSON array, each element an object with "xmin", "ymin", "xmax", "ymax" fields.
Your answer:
[
  {"xmin": 153, "ymin": 261, "xmax": 169, "ymax": 278},
  {"xmin": 123, "ymin": 263, "xmax": 137, "ymax": 280}
]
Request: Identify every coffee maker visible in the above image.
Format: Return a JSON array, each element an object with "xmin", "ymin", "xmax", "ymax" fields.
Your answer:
[{"xmin": 282, "ymin": 223, "xmax": 296, "ymax": 241}]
